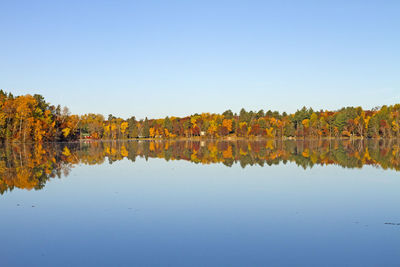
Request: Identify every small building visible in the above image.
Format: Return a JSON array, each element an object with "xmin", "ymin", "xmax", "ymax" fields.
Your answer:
[{"xmin": 81, "ymin": 133, "xmax": 92, "ymax": 139}]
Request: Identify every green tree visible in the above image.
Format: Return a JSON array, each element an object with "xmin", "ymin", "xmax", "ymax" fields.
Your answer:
[
  {"xmin": 142, "ymin": 118, "xmax": 150, "ymax": 138},
  {"xmin": 163, "ymin": 116, "xmax": 173, "ymax": 132}
]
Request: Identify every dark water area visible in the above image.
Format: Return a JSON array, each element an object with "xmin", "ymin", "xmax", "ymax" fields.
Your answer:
[{"xmin": 1, "ymin": 139, "xmax": 400, "ymax": 266}]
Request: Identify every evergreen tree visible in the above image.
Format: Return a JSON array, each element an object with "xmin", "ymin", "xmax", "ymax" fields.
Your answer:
[{"xmin": 143, "ymin": 117, "xmax": 150, "ymax": 137}]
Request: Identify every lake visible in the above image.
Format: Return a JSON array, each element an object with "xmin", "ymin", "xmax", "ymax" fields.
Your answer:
[{"xmin": 1, "ymin": 139, "xmax": 399, "ymax": 266}]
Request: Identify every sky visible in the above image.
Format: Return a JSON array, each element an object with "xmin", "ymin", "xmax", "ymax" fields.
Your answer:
[{"xmin": 0, "ymin": 0, "xmax": 399, "ymax": 119}]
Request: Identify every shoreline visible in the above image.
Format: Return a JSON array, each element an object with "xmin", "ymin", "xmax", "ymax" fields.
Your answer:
[
  {"xmin": 81, "ymin": 136, "xmax": 400, "ymax": 141},
  {"xmin": 1, "ymin": 136, "xmax": 400, "ymax": 145}
]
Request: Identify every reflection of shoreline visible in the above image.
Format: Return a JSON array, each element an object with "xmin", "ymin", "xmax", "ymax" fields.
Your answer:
[
  {"xmin": 79, "ymin": 137, "xmax": 400, "ymax": 142},
  {"xmin": 0, "ymin": 139, "xmax": 399, "ymax": 194}
]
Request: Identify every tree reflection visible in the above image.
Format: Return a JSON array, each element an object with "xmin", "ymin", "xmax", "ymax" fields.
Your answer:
[{"xmin": 1, "ymin": 139, "xmax": 399, "ymax": 194}]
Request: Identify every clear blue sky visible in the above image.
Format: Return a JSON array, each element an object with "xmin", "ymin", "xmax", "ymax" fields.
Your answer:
[{"xmin": 1, "ymin": 0, "xmax": 399, "ymax": 119}]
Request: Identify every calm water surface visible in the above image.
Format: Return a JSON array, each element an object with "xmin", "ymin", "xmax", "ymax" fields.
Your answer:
[{"xmin": 1, "ymin": 140, "xmax": 399, "ymax": 266}]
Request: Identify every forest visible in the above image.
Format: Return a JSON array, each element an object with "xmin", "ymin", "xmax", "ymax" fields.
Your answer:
[{"xmin": 1, "ymin": 90, "xmax": 400, "ymax": 143}]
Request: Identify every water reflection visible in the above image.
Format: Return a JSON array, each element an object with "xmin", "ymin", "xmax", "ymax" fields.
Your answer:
[{"xmin": 1, "ymin": 139, "xmax": 399, "ymax": 194}]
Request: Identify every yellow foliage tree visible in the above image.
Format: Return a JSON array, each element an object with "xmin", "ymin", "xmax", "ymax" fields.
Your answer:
[
  {"xmin": 149, "ymin": 127, "xmax": 155, "ymax": 138},
  {"xmin": 222, "ymin": 119, "xmax": 232, "ymax": 132},
  {"xmin": 120, "ymin": 122, "xmax": 128, "ymax": 138}
]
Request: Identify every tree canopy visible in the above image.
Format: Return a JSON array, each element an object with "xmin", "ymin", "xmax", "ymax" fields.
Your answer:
[{"xmin": 1, "ymin": 90, "xmax": 399, "ymax": 142}]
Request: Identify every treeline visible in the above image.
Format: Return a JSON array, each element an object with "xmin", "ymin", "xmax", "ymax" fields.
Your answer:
[
  {"xmin": 84, "ymin": 105, "xmax": 400, "ymax": 140},
  {"xmin": 1, "ymin": 90, "xmax": 400, "ymax": 142},
  {"xmin": 1, "ymin": 139, "xmax": 399, "ymax": 194},
  {"xmin": 0, "ymin": 91, "xmax": 80, "ymax": 142}
]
